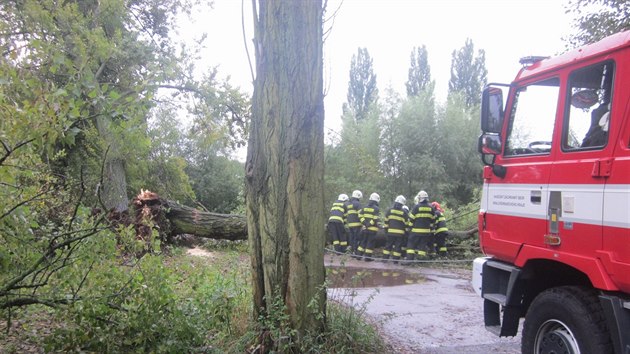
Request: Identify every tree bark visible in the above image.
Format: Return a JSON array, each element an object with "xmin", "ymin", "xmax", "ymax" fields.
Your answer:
[
  {"xmin": 95, "ymin": 104, "xmax": 129, "ymax": 213},
  {"xmin": 246, "ymin": 0, "xmax": 326, "ymax": 339},
  {"xmin": 166, "ymin": 202, "xmax": 247, "ymax": 241}
]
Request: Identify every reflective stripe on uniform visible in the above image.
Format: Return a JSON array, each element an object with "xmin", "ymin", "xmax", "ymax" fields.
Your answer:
[
  {"xmin": 387, "ymin": 229, "xmax": 405, "ymax": 235},
  {"xmin": 411, "ymin": 228, "xmax": 431, "ymax": 233}
]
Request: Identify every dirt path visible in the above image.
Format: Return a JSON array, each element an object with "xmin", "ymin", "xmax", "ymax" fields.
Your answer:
[{"xmin": 325, "ymin": 254, "xmax": 521, "ymax": 354}]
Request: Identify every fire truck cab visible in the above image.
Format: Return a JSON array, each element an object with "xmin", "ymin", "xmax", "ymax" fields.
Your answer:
[{"xmin": 473, "ymin": 30, "xmax": 630, "ymax": 354}]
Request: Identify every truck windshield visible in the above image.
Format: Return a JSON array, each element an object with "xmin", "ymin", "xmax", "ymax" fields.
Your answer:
[{"xmin": 505, "ymin": 78, "xmax": 559, "ymax": 156}]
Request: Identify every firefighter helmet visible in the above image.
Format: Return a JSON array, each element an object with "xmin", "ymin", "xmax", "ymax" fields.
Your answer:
[
  {"xmin": 369, "ymin": 193, "xmax": 380, "ymax": 203},
  {"xmin": 571, "ymin": 89, "xmax": 598, "ymax": 109},
  {"xmin": 352, "ymin": 190, "xmax": 363, "ymax": 199},
  {"xmin": 395, "ymin": 195, "xmax": 406, "ymax": 205},
  {"xmin": 417, "ymin": 190, "xmax": 428, "ymax": 201},
  {"xmin": 338, "ymin": 193, "xmax": 349, "ymax": 202},
  {"xmin": 432, "ymin": 201, "xmax": 443, "ymax": 212}
]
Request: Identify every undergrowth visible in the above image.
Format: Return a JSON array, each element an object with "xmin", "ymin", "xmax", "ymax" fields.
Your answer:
[{"xmin": 1, "ymin": 240, "xmax": 389, "ymax": 353}]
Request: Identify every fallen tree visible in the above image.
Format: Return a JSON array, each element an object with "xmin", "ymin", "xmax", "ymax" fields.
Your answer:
[
  {"xmin": 133, "ymin": 190, "xmax": 247, "ymax": 242},
  {"xmin": 132, "ymin": 190, "xmax": 477, "ymax": 245}
]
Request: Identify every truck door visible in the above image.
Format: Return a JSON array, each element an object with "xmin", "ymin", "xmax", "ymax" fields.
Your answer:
[
  {"xmin": 550, "ymin": 62, "xmax": 613, "ymax": 258},
  {"xmin": 601, "ymin": 59, "xmax": 630, "ymax": 293},
  {"xmin": 483, "ymin": 78, "xmax": 559, "ymax": 261}
]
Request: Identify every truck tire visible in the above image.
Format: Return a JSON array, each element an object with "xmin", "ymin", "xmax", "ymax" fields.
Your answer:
[{"xmin": 522, "ymin": 286, "xmax": 613, "ymax": 354}]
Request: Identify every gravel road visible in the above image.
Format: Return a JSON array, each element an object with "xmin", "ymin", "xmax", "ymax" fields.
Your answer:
[{"xmin": 325, "ymin": 254, "xmax": 522, "ymax": 354}]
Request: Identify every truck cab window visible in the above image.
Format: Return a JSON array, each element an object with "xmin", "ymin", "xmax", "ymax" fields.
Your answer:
[
  {"xmin": 505, "ymin": 78, "xmax": 559, "ymax": 156},
  {"xmin": 564, "ymin": 62, "xmax": 614, "ymax": 150}
]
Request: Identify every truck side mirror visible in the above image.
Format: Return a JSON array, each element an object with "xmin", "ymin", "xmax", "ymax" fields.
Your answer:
[
  {"xmin": 481, "ymin": 86, "xmax": 506, "ymax": 134},
  {"xmin": 478, "ymin": 133, "xmax": 502, "ymax": 155}
]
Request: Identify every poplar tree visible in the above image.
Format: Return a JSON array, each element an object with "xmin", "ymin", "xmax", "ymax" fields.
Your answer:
[
  {"xmin": 406, "ymin": 45, "xmax": 434, "ymax": 97},
  {"xmin": 344, "ymin": 47, "xmax": 378, "ymax": 122},
  {"xmin": 245, "ymin": 0, "xmax": 326, "ymax": 340},
  {"xmin": 448, "ymin": 38, "xmax": 487, "ymax": 108}
]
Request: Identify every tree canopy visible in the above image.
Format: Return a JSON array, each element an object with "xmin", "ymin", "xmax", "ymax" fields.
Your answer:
[
  {"xmin": 448, "ymin": 38, "xmax": 488, "ymax": 108},
  {"xmin": 344, "ymin": 47, "xmax": 378, "ymax": 122},
  {"xmin": 406, "ymin": 45, "xmax": 434, "ymax": 97},
  {"xmin": 565, "ymin": 0, "xmax": 630, "ymax": 47}
]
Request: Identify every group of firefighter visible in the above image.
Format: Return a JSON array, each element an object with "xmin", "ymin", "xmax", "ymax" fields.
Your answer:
[{"xmin": 328, "ymin": 190, "xmax": 448, "ymax": 263}]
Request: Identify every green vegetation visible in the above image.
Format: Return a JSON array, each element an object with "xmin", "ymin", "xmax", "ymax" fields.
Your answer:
[{"xmin": 2, "ymin": 243, "xmax": 390, "ymax": 353}]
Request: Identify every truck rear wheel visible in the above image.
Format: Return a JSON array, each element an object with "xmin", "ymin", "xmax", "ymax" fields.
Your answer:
[{"xmin": 522, "ymin": 286, "xmax": 612, "ymax": 354}]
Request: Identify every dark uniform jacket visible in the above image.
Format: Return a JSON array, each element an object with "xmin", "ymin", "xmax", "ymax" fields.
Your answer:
[
  {"xmin": 385, "ymin": 203, "xmax": 409, "ymax": 235},
  {"xmin": 410, "ymin": 200, "xmax": 435, "ymax": 234},
  {"xmin": 328, "ymin": 200, "xmax": 346, "ymax": 224},
  {"xmin": 345, "ymin": 198, "xmax": 362, "ymax": 228},
  {"xmin": 359, "ymin": 201, "xmax": 380, "ymax": 232}
]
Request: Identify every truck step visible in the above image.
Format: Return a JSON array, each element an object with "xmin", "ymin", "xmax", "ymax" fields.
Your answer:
[
  {"xmin": 623, "ymin": 301, "xmax": 630, "ymax": 310},
  {"xmin": 484, "ymin": 293, "xmax": 507, "ymax": 306}
]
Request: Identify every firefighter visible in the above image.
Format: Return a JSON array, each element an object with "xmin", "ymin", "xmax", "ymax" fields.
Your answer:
[
  {"xmin": 406, "ymin": 190, "xmax": 435, "ymax": 262},
  {"xmin": 346, "ymin": 190, "xmax": 363, "ymax": 254},
  {"xmin": 383, "ymin": 195, "xmax": 409, "ymax": 264},
  {"xmin": 432, "ymin": 202, "xmax": 449, "ymax": 256},
  {"xmin": 328, "ymin": 193, "xmax": 348, "ymax": 253},
  {"xmin": 357, "ymin": 192, "xmax": 381, "ymax": 261}
]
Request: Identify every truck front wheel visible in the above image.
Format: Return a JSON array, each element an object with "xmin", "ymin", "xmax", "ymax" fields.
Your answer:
[{"xmin": 522, "ymin": 286, "xmax": 612, "ymax": 354}]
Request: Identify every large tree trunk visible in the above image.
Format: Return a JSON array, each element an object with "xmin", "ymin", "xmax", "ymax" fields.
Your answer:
[
  {"xmin": 246, "ymin": 0, "xmax": 326, "ymax": 341},
  {"xmin": 96, "ymin": 116, "xmax": 129, "ymax": 213}
]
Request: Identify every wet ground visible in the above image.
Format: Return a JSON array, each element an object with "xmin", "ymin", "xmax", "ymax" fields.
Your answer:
[{"xmin": 325, "ymin": 253, "xmax": 521, "ymax": 354}]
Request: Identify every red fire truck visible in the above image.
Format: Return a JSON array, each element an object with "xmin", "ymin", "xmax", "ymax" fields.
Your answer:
[{"xmin": 473, "ymin": 30, "xmax": 630, "ymax": 354}]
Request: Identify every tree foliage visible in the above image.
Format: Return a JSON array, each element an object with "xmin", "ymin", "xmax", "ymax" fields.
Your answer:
[
  {"xmin": 406, "ymin": 45, "xmax": 434, "ymax": 97},
  {"xmin": 565, "ymin": 0, "xmax": 630, "ymax": 47},
  {"xmin": 448, "ymin": 38, "xmax": 487, "ymax": 108},
  {"xmin": 1, "ymin": 1, "xmax": 250, "ymax": 349},
  {"xmin": 344, "ymin": 47, "xmax": 378, "ymax": 122},
  {"xmin": 327, "ymin": 40, "xmax": 483, "ymax": 211}
]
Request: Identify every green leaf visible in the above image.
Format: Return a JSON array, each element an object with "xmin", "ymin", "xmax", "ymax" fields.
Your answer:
[{"xmin": 88, "ymin": 89, "xmax": 98, "ymax": 99}]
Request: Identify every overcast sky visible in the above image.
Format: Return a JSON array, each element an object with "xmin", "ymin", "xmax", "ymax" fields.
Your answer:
[{"xmin": 179, "ymin": 0, "xmax": 573, "ymax": 137}]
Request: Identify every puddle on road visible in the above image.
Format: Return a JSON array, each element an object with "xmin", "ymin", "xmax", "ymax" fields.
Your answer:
[{"xmin": 327, "ymin": 266, "xmax": 427, "ymax": 288}]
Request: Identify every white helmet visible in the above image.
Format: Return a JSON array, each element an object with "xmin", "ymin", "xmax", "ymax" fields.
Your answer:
[
  {"xmin": 394, "ymin": 195, "xmax": 406, "ymax": 205},
  {"xmin": 417, "ymin": 190, "xmax": 428, "ymax": 201},
  {"xmin": 338, "ymin": 193, "xmax": 349, "ymax": 202},
  {"xmin": 352, "ymin": 190, "xmax": 363, "ymax": 199},
  {"xmin": 369, "ymin": 192, "xmax": 380, "ymax": 203}
]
